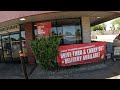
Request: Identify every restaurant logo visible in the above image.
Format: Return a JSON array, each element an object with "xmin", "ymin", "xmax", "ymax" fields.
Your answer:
[
  {"xmin": 0, "ymin": 24, "xmax": 19, "ymax": 32},
  {"xmin": 36, "ymin": 22, "xmax": 52, "ymax": 37}
]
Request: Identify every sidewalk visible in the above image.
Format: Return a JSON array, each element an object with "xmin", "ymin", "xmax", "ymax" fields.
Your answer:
[
  {"xmin": 29, "ymin": 59, "xmax": 120, "ymax": 79},
  {"xmin": 0, "ymin": 59, "xmax": 120, "ymax": 79},
  {"xmin": 0, "ymin": 63, "xmax": 36, "ymax": 79}
]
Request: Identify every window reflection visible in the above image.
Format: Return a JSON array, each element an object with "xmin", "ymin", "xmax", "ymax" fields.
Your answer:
[
  {"xmin": 10, "ymin": 34, "xmax": 20, "ymax": 60},
  {"xmin": 21, "ymin": 31, "xmax": 25, "ymax": 40},
  {"xmin": 33, "ymin": 18, "xmax": 82, "ymax": 45},
  {"xmin": 58, "ymin": 19, "xmax": 82, "ymax": 45},
  {"xmin": 63, "ymin": 26, "xmax": 76, "ymax": 44},
  {"xmin": 52, "ymin": 27, "xmax": 57, "ymax": 36},
  {"xmin": 0, "ymin": 35, "xmax": 2, "ymax": 61},
  {"xmin": 10, "ymin": 34, "xmax": 19, "ymax": 41},
  {"xmin": 0, "ymin": 35, "xmax": 1, "ymax": 47},
  {"xmin": 21, "ymin": 29, "xmax": 27, "ymax": 57},
  {"xmin": 57, "ymin": 27, "xmax": 63, "ymax": 36}
]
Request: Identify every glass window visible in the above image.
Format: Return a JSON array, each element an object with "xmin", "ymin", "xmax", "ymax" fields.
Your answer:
[
  {"xmin": 33, "ymin": 23, "xmax": 38, "ymax": 38},
  {"xmin": 75, "ymin": 25, "xmax": 82, "ymax": 43},
  {"xmin": 2, "ymin": 35, "xmax": 12, "ymax": 60},
  {"xmin": 21, "ymin": 31, "xmax": 25, "ymax": 40},
  {"xmin": 0, "ymin": 35, "xmax": 2, "ymax": 60},
  {"xmin": 0, "ymin": 35, "xmax": 1, "ymax": 47},
  {"xmin": 10, "ymin": 34, "xmax": 19, "ymax": 41},
  {"xmin": 63, "ymin": 25, "xmax": 76, "ymax": 44},
  {"xmin": 52, "ymin": 27, "xmax": 57, "ymax": 36},
  {"xmin": 51, "ymin": 20, "xmax": 57, "ymax": 36},
  {"xmin": 57, "ymin": 20, "xmax": 63, "ymax": 36},
  {"xmin": 10, "ymin": 33, "xmax": 20, "ymax": 60},
  {"xmin": 20, "ymin": 24, "xmax": 27, "ymax": 58},
  {"xmin": 33, "ymin": 18, "xmax": 82, "ymax": 45},
  {"xmin": 56, "ymin": 19, "xmax": 82, "ymax": 45}
]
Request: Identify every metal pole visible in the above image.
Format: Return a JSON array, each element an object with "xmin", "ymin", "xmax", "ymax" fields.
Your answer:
[
  {"xmin": 19, "ymin": 51, "xmax": 28, "ymax": 79},
  {"xmin": 19, "ymin": 24, "xmax": 28, "ymax": 79}
]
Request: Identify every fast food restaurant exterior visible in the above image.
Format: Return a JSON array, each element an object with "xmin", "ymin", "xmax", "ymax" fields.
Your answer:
[{"xmin": 0, "ymin": 11, "xmax": 120, "ymax": 67}]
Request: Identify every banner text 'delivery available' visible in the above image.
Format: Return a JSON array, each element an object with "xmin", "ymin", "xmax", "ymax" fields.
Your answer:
[{"xmin": 57, "ymin": 42, "xmax": 106, "ymax": 66}]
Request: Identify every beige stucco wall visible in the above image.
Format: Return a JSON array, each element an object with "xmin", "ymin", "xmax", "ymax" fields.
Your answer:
[{"xmin": 81, "ymin": 17, "xmax": 91, "ymax": 43}]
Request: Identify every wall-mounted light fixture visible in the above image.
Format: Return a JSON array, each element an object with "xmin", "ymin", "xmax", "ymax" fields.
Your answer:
[{"xmin": 20, "ymin": 18, "xmax": 26, "ymax": 21}]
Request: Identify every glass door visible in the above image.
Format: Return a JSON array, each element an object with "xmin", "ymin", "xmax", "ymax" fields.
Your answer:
[
  {"xmin": 10, "ymin": 33, "xmax": 21, "ymax": 61},
  {"xmin": 0, "ymin": 26, "xmax": 27, "ymax": 63},
  {"xmin": 2, "ymin": 35, "xmax": 13, "ymax": 61},
  {"xmin": 1, "ymin": 33, "xmax": 21, "ymax": 62}
]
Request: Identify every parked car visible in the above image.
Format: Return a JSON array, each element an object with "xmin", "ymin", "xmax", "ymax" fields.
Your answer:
[{"xmin": 113, "ymin": 34, "xmax": 120, "ymax": 46}]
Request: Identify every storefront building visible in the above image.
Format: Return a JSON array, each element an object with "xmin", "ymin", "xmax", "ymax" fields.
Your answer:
[{"xmin": 0, "ymin": 11, "xmax": 120, "ymax": 66}]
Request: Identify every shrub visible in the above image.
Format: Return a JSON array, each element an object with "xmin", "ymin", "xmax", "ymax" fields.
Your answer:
[{"xmin": 30, "ymin": 36, "xmax": 61, "ymax": 69}]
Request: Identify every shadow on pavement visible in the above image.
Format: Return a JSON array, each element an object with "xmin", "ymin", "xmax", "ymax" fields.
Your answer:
[
  {"xmin": 0, "ymin": 63, "xmax": 36, "ymax": 79},
  {"xmin": 28, "ymin": 60, "xmax": 120, "ymax": 79}
]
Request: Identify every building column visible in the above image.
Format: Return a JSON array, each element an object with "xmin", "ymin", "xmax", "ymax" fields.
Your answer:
[
  {"xmin": 81, "ymin": 17, "xmax": 91, "ymax": 43},
  {"xmin": 24, "ymin": 22, "xmax": 35, "ymax": 64}
]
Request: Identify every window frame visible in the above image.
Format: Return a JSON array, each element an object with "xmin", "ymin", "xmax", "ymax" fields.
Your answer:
[{"xmin": 32, "ymin": 17, "xmax": 83, "ymax": 45}]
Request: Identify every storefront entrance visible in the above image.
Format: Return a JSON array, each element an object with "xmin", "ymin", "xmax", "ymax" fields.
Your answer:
[
  {"xmin": 0, "ymin": 24, "xmax": 27, "ymax": 63},
  {"xmin": 0, "ymin": 32, "xmax": 21, "ymax": 63}
]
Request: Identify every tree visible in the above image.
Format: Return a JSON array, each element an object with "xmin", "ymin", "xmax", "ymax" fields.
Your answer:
[
  {"xmin": 117, "ymin": 26, "xmax": 120, "ymax": 30},
  {"xmin": 103, "ymin": 23, "xmax": 106, "ymax": 31},
  {"xmin": 65, "ymin": 32, "xmax": 72, "ymax": 36},
  {"xmin": 75, "ymin": 29, "xmax": 81, "ymax": 36},
  {"xmin": 111, "ymin": 17, "xmax": 120, "ymax": 25},
  {"xmin": 30, "ymin": 36, "xmax": 61, "ymax": 69},
  {"xmin": 91, "ymin": 23, "xmax": 105, "ymax": 31}
]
